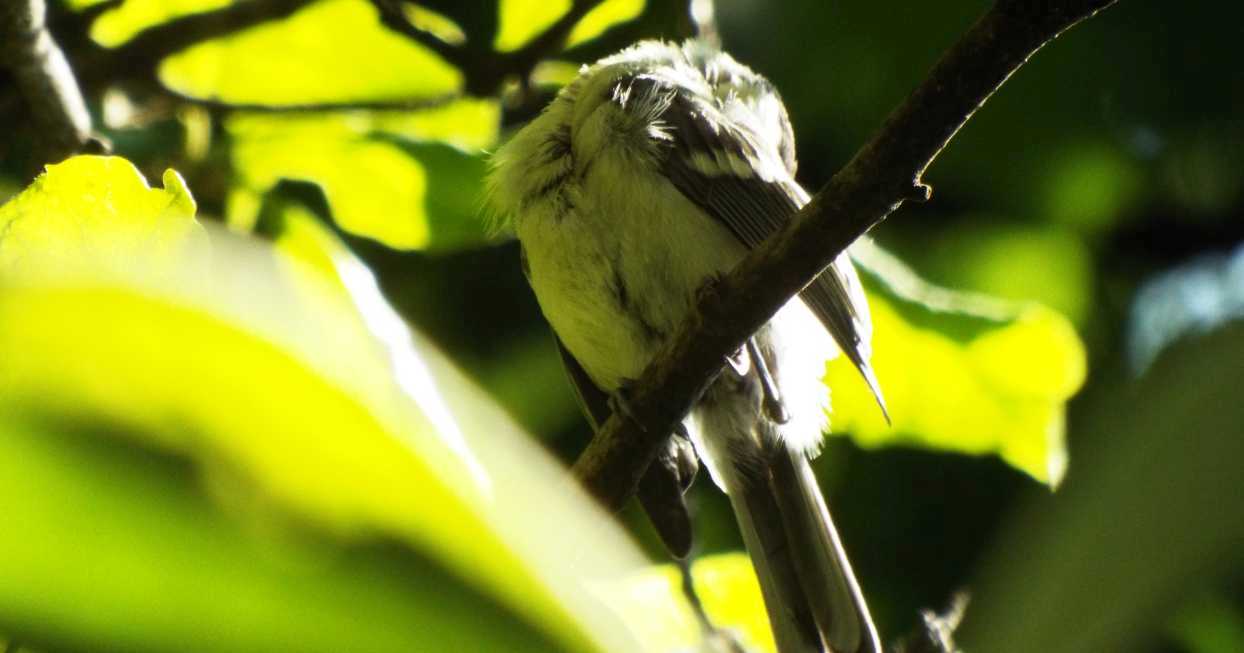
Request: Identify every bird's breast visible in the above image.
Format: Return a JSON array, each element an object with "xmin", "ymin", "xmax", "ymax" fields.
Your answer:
[{"xmin": 516, "ymin": 153, "xmax": 745, "ymax": 391}]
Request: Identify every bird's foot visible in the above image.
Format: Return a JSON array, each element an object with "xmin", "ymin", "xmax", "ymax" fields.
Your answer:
[
  {"xmin": 608, "ymin": 378, "xmax": 646, "ymax": 432},
  {"xmin": 744, "ymin": 337, "xmax": 789, "ymax": 424}
]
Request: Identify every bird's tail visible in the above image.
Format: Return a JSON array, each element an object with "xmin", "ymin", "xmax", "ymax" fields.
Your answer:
[{"xmin": 720, "ymin": 444, "xmax": 881, "ymax": 653}]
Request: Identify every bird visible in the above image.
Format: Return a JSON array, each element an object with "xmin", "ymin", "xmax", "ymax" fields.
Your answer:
[{"xmin": 487, "ymin": 39, "xmax": 884, "ymax": 653}]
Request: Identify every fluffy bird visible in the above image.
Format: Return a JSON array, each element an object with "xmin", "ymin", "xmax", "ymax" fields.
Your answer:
[{"xmin": 488, "ymin": 40, "xmax": 884, "ymax": 653}]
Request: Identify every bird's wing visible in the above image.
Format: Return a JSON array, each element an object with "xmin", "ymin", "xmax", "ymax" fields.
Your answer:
[{"xmin": 655, "ymin": 89, "xmax": 885, "ymax": 413}]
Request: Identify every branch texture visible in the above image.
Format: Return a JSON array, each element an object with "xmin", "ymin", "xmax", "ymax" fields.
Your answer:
[
  {"xmin": 372, "ymin": 0, "xmax": 604, "ymax": 96},
  {"xmin": 79, "ymin": 0, "xmax": 316, "ymax": 88},
  {"xmin": 0, "ymin": 0, "xmax": 93, "ymax": 168},
  {"xmin": 570, "ymin": 0, "xmax": 1120, "ymax": 510}
]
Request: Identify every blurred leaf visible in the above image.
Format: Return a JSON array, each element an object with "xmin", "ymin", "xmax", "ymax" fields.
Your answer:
[
  {"xmin": 909, "ymin": 223, "xmax": 1094, "ymax": 325},
  {"xmin": 618, "ymin": 553, "xmax": 775, "ymax": 653},
  {"xmin": 0, "ymin": 413, "xmax": 556, "ymax": 653},
  {"xmin": 495, "ymin": 0, "xmax": 644, "ymax": 52},
  {"xmin": 0, "ymin": 156, "xmax": 202, "ymax": 274},
  {"xmin": 1160, "ymin": 124, "xmax": 1244, "ymax": 216},
  {"xmin": 1168, "ymin": 593, "xmax": 1244, "ymax": 653},
  {"xmin": 0, "ymin": 155, "xmax": 661, "ymax": 652},
  {"xmin": 533, "ymin": 60, "xmax": 586, "ymax": 87},
  {"xmin": 401, "ymin": 4, "xmax": 466, "ymax": 45},
  {"xmin": 1129, "ymin": 241, "xmax": 1244, "ymax": 373},
  {"xmin": 226, "ymin": 99, "xmax": 498, "ymax": 249},
  {"xmin": 826, "ymin": 241, "xmax": 1087, "ymax": 486},
  {"xmin": 959, "ymin": 324, "xmax": 1244, "ymax": 653},
  {"xmin": 84, "ymin": 0, "xmax": 231, "ymax": 47},
  {"xmin": 495, "ymin": 0, "xmax": 567, "ymax": 52},
  {"xmin": 567, "ymin": 0, "xmax": 645, "ymax": 47},
  {"xmin": 160, "ymin": 0, "xmax": 460, "ymax": 106},
  {"xmin": 1039, "ymin": 142, "xmax": 1143, "ymax": 234},
  {"xmin": 477, "ymin": 335, "xmax": 583, "ymax": 436}
]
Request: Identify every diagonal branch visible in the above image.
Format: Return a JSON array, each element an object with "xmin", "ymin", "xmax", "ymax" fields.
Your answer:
[{"xmin": 570, "ymin": 0, "xmax": 1121, "ymax": 510}]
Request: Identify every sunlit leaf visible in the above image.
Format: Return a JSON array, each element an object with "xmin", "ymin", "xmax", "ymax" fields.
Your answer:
[
  {"xmin": 0, "ymin": 413, "xmax": 557, "ymax": 653},
  {"xmin": 226, "ymin": 99, "xmax": 498, "ymax": 249},
  {"xmin": 0, "ymin": 155, "xmax": 202, "ymax": 275},
  {"xmin": 533, "ymin": 60, "xmax": 586, "ymax": 88},
  {"xmin": 567, "ymin": 0, "xmax": 645, "ymax": 47},
  {"xmin": 0, "ymin": 156, "xmax": 659, "ymax": 652},
  {"xmin": 85, "ymin": 0, "xmax": 231, "ymax": 47},
  {"xmin": 616, "ymin": 553, "xmax": 775, "ymax": 653},
  {"xmin": 495, "ymin": 0, "xmax": 644, "ymax": 52},
  {"xmin": 159, "ymin": 0, "xmax": 461, "ymax": 106},
  {"xmin": 826, "ymin": 240, "xmax": 1087, "ymax": 486},
  {"xmin": 401, "ymin": 4, "xmax": 466, "ymax": 46},
  {"xmin": 909, "ymin": 223, "xmax": 1093, "ymax": 325},
  {"xmin": 495, "ymin": 0, "xmax": 569, "ymax": 52}
]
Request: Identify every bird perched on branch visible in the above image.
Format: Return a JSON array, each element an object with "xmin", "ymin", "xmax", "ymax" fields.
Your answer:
[{"xmin": 488, "ymin": 40, "xmax": 884, "ymax": 653}]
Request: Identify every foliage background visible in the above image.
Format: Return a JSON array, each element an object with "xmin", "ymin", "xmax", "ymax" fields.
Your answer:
[{"xmin": 1, "ymin": 1, "xmax": 1241, "ymax": 652}]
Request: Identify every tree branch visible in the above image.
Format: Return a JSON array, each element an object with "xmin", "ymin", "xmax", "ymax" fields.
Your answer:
[
  {"xmin": 570, "ymin": 0, "xmax": 1121, "ymax": 510},
  {"xmin": 498, "ymin": 0, "xmax": 604, "ymax": 82},
  {"xmin": 371, "ymin": 0, "xmax": 604, "ymax": 96},
  {"xmin": 75, "ymin": 0, "xmax": 316, "ymax": 90},
  {"xmin": 0, "ymin": 0, "xmax": 95, "ymax": 173},
  {"xmin": 369, "ymin": 0, "xmax": 468, "ymax": 67}
]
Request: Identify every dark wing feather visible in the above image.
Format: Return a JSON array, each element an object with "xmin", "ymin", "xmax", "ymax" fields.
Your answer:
[
  {"xmin": 656, "ymin": 89, "xmax": 887, "ymax": 416},
  {"xmin": 552, "ymin": 332, "xmax": 613, "ymax": 431}
]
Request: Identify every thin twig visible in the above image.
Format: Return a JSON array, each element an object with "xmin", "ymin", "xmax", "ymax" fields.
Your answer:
[
  {"xmin": 371, "ymin": 0, "xmax": 605, "ymax": 96},
  {"xmin": 570, "ymin": 0, "xmax": 1121, "ymax": 510},
  {"xmin": 892, "ymin": 593, "xmax": 969, "ymax": 653},
  {"xmin": 75, "ymin": 0, "xmax": 315, "ymax": 89},
  {"xmin": 368, "ymin": 0, "xmax": 467, "ymax": 67},
  {"xmin": 500, "ymin": 0, "xmax": 604, "ymax": 79}
]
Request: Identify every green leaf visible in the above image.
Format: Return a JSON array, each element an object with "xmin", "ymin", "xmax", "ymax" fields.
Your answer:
[
  {"xmin": 826, "ymin": 240, "xmax": 1087, "ymax": 486},
  {"xmin": 226, "ymin": 99, "xmax": 498, "ymax": 249},
  {"xmin": 904, "ymin": 223, "xmax": 1094, "ymax": 326},
  {"xmin": 495, "ymin": 0, "xmax": 645, "ymax": 52},
  {"xmin": 0, "ymin": 414, "xmax": 557, "ymax": 653},
  {"xmin": 617, "ymin": 553, "xmax": 776, "ymax": 653},
  {"xmin": 159, "ymin": 0, "xmax": 461, "ymax": 106},
  {"xmin": 959, "ymin": 325, "xmax": 1244, "ymax": 653},
  {"xmin": 567, "ymin": 0, "xmax": 646, "ymax": 46},
  {"xmin": 82, "ymin": 0, "xmax": 232, "ymax": 47},
  {"xmin": 0, "ymin": 155, "xmax": 203, "ymax": 274},
  {"xmin": 1168, "ymin": 594, "xmax": 1244, "ymax": 653},
  {"xmin": 0, "ymin": 155, "xmax": 664, "ymax": 652}
]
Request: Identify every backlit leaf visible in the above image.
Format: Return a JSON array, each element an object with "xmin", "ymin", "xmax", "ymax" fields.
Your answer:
[
  {"xmin": 495, "ymin": 0, "xmax": 645, "ymax": 52},
  {"xmin": 159, "ymin": 0, "xmax": 461, "ymax": 106},
  {"xmin": 226, "ymin": 99, "xmax": 498, "ymax": 249},
  {"xmin": 616, "ymin": 553, "xmax": 775, "ymax": 653},
  {"xmin": 826, "ymin": 241, "xmax": 1087, "ymax": 486},
  {"xmin": 0, "ymin": 155, "xmax": 658, "ymax": 652}
]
